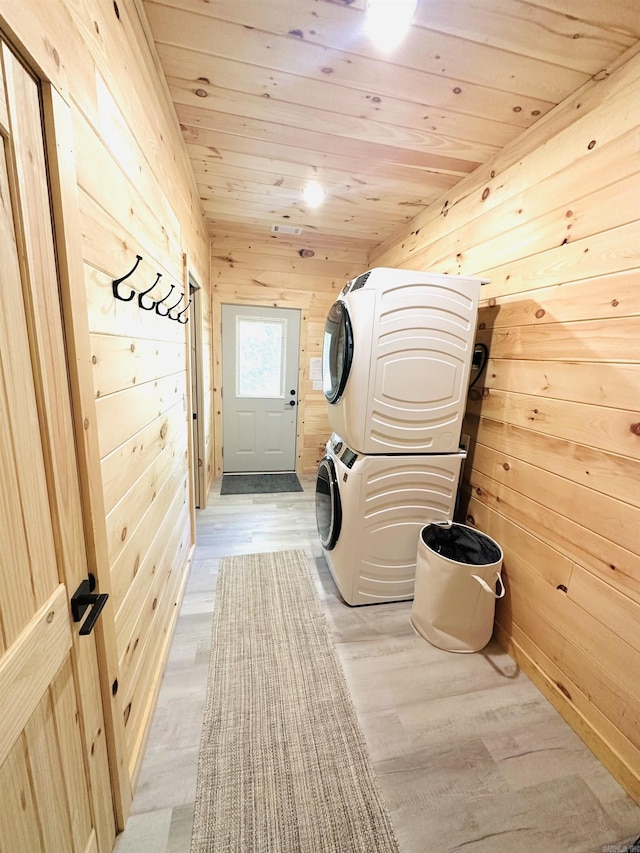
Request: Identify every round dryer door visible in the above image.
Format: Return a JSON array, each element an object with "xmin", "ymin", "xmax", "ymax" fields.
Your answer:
[
  {"xmin": 315, "ymin": 455, "xmax": 342, "ymax": 550},
  {"xmin": 322, "ymin": 300, "xmax": 353, "ymax": 404}
]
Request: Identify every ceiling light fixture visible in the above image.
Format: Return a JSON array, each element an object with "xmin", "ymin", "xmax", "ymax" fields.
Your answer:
[
  {"xmin": 302, "ymin": 180, "xmax": 326, "ymax": 208},
  {"xmin": 365, "ymin": 0, "xmax": 418, "ymax": 52}
]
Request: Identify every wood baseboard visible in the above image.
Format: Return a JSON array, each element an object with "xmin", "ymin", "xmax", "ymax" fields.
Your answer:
[{"xmin": 127, "ymin": 541, "xmax": 197, "ymax": 791}]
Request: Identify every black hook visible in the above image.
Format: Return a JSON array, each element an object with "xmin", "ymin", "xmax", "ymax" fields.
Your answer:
[
  {"xmin": 112, "ymin": 254, "xmax": 142, "ymax": 302},
  {"xmin": 175, "ymin": 298, "xmax": 192, "ymax": 324},
  {"xmin": 168, "ymin": 293, "xmax": 187, "ymax": 321},
  {"xmin": 138, "ymin": 273, "xmax": 162, "ymax": 310},
  {"xmin": 154, "ymin": 284, "xmax": 176, "ymax": 316},
  {"xmin": 158, "ymin": 290, "xmax": 183, "ymax": 319}
]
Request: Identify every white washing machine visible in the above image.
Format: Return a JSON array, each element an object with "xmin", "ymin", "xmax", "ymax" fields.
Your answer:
[
  {"xmin": 322, "ymin": 267, "xmax": 486, "ymax": 454},
  {"xmin": 315, "ymin": 434, "xmax": 465, "ymax": 606}
]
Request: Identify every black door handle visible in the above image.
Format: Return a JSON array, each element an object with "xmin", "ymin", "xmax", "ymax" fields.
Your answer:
[
  {"xmin": 71, "ymin": 575, "xmax": 109, "ymax": 636},
  {"xmin": 289, "ymin": 400, "xmax": 296, "ymax": 406}
]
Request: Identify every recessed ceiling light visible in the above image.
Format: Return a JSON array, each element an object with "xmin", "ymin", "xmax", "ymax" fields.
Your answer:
[
  {"xmin": 365, "ymin": 0, "xmax": 417, "ymax": 52},
  {"xmin": 302, "ymin": 181, "xmax": 326, "ymax": 208}
]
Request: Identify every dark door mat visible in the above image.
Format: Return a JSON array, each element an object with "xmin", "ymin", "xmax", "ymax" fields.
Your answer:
[{"xmin": 220, "ymin": 473, "xmax": 303, "ymax": 495}]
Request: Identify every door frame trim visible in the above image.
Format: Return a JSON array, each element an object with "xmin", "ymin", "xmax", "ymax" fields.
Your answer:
[
  {"xmin": 42, "ymin": 84, "xmax": 132, "ymax": 829},
  {"xmin": 188, "ymin": 272, "xmax": 207, "ymax": 509}
]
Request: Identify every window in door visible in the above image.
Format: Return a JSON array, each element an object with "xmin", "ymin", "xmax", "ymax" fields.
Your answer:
[{"xmin": 236, "ymin": 316, "xmax": 287, "ymax": 399}]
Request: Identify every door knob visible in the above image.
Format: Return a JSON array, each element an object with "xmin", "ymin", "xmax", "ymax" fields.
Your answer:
[
  {"xmin": 71, "ymin": 574, "xmax": 109, "ymax": 636},
  {"xmin": 288, "ymin": 400, "xmax": 296, "ymax": 407}
]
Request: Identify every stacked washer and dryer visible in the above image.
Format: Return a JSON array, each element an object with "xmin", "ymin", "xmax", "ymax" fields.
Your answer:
[{"xmin": 315, "ymin": 267, "xmax": 486, "ymax": 605}]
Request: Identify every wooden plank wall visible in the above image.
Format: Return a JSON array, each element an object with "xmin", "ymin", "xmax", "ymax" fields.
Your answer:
[
  {"xmin": 1, "ymin": 0, "xmax": 210, "ymax": 789},
  {"xmin": 210, "ymin": 226, "xmax": 369, "ymax": 474},
  {"xmin": 70, "ymin": 1, "xmax": 209, "ymax": 780},
  {"xmin": 371, "ymin": 46, "xmax": 640, "ymax": 802}
]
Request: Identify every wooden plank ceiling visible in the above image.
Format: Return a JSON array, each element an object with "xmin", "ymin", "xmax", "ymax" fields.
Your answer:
[{"xmin": 141, "ymin": 0, "xmax": 640, "ymax": 254}]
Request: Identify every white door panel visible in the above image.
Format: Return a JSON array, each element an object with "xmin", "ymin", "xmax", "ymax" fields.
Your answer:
[{"xmin": 222, "ymin": 305, "xmax": 300, "ymax": 472}]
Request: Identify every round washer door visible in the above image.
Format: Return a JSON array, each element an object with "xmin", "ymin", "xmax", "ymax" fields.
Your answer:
[
  {"xmin": 315, "ymin": 455, "xmax": 342, "ymax": 550},
  {"xmin": 322, "ymin": 300, "xmax": 353, "ymax": 404}
]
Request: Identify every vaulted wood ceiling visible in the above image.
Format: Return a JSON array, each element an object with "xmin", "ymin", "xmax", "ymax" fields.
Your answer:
[{"xmin": 141, "ymin": 0, "xmax": 640, "ymax": 254}]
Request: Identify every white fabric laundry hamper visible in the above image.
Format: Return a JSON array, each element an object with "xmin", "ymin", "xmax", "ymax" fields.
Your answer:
[{"xmin": 411, "ymin": 523, "xmax": 504, "ymax": 653}]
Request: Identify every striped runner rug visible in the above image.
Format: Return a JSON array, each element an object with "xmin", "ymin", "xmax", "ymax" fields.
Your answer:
[{"xmin": 191, "ymin": 549, "xmax": 399, "ymax": 853}]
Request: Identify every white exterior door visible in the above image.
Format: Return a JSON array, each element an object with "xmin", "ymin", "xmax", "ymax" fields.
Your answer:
[{"xmin": 222, "ymin": 305, "xmax": 300, "ymax": 472}]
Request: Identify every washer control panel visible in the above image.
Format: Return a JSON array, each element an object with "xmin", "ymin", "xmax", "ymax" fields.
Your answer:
[{"xmin": 341, "ymin": 448, "xmax": 358, "ymax": 469}]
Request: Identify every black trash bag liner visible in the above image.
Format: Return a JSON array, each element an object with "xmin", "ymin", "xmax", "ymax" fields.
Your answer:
[{"xmin": 422, "ymin": 524, "xmax": 501, "ymax": 566}]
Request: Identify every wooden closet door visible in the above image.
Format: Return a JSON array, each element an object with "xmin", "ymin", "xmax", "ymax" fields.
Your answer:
[{"xmin": 0, "ymin": 41, "xmax": 115, "ymax": 853}]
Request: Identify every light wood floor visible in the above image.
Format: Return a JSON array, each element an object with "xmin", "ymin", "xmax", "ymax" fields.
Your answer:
[{"xmin": 114, "ymin": 476, "xmax": 640, "ymax": 852}]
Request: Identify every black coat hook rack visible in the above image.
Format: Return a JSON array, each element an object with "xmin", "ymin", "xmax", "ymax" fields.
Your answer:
[{"xmin": 111, "ymin": 255, "xmax": 190, "ymax": 323}]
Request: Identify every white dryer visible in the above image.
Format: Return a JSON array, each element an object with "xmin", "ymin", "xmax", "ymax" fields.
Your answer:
[
  {"xmin": 315, "ymin": 435, "xmax": 464, "ymax": 606},
  {"xmin": 322, "ymin": 267, "xmax": 486, "ymax": 454}
]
